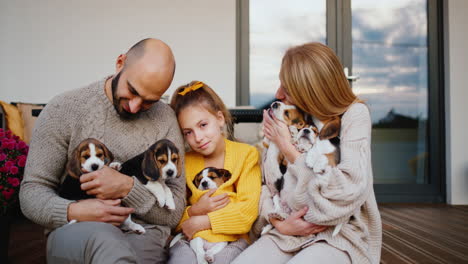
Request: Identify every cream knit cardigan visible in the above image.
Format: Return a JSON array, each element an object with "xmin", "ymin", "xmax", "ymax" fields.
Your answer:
[{"xmin": 253, "ymin": 103, "xmax": 382, "ymax": 264}]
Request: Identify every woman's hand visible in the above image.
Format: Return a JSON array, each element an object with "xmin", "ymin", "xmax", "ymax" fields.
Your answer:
[
  {"xmin": 263, "ymin": 110, "xmax": 301, "ymax": 163},
  {"xmin": 188, "ymin": 189, "xmax": 230, "ymax": 216},
  {"xmin": 181, "ymin": 215, "xmax": 211, "ymax": 240},
  {"xmin": 263, "ymin": 110, "xmax": 291, "ymax": 147},
  {"xmin": 270, "ymin": 207, "xmax": 328, "ymax": 236}
]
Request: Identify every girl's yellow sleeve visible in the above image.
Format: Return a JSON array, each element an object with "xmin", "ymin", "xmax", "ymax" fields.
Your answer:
[{"xmin": 208, "ymin": 148, "xmax": 261, "ymax": 234}]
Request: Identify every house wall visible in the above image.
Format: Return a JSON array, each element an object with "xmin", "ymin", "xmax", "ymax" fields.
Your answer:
[
  {"xmin": 0, "ymin": 0, "xmax": 237, "ymax": 106},
  {"xmin": 445, "ymin": 0, "xmax": 468, "ymax": 204},
  {"xmin": 1, "ymin": 1, "xmax": 467, "ymax": 204}
]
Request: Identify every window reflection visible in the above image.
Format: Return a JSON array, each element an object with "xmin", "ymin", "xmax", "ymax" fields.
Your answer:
[
  {"xmin": 249, "ymin": 0, "xmax": 326, "ymax": 108},
  {"xmin": 352, "ymin": 0, "xmax": 429, "ymax": 184}
]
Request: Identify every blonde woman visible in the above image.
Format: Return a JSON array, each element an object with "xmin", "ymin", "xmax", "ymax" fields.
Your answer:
[{"xmin": 233, "ymin": 42, "xmax": 382, "ymax": 264}]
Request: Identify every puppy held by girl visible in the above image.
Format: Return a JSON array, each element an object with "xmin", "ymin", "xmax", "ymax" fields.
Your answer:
[{"xmin": 168, "ymin": 81, "xmax": 261, "ymax": 264}]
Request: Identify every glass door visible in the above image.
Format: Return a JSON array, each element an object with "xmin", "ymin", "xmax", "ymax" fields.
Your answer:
[{"xmin": 240, "ymin": 0, "xmax": 444, "ymax": 202}]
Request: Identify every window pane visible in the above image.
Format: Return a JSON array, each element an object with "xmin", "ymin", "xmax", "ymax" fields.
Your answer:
[
  {"xmin": 351, "ymin": 0, "xmax": 428, "ymax": 184},
  {"xmin": 249, "ymin": 0, "xmax": 326, "ymax": 108}
]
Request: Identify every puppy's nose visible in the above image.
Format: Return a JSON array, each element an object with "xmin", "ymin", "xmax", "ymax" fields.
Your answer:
[
  {"xmin": 303, "ymin": 129, "xmax": 310, "ymax": 134},
  {"xmin": 202, "ymin": 181, "xmax": 208, "ymax": 188},
  {"xmin": 167, "ymin": 170, "xmax": 174, "ymax": 177},
  {"xmin": 91, "ymin": 164, "xmax": 99, "ymax": 171},
  {"xmin": 272, "ymin": 102, "xmax": 279, "ymax": 109}
]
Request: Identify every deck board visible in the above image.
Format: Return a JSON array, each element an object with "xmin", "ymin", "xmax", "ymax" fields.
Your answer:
[{"xmin": 6, "ymin": 204, "xmax": 468, "ymax": 263}]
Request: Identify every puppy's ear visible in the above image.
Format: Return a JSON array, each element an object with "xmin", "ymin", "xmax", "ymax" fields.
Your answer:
[
  {"xmin": 171, "ymin": 144, "xmax": 182, "ymax": 178},
  {"xmin": 142, "ymin": 145, "xmax": 160, "ymax": 181},
  {"xmin": 99, "ymin": 142, "xmax": 114, "ymax": 165},
  {"xmin": 218, "ymin": 169, "xmax": 232, "ymax": 182},
  {"xmin": 193, "ymin": 171, "xmax": 202, "ymax": 188},
  {"xmin": 319, "ymin": 116, "xmax": 341, "ymax": 140},
  {"xmin": 66, "ymin": 144, "xmax": 83, "ymax": 179}
]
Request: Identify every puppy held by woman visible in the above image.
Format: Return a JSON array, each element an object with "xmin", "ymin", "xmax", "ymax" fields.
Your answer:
[
  {"xmin": 168, "ymin": 81, "xmax": 262, "ymax": 264},
  {"xmin": 233, "ymin": 42, "xmax": 382, "ymax": 264}
]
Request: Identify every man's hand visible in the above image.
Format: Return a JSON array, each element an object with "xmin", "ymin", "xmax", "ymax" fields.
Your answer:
[
  {"xmin": 270, "ymin": 207, "xmax": 328, "ymax": 236},
  {"xmin": 181, "ymin": 215, "xmax": 211, "ymax": 240},
  {"xmin": 67, "ymin": 199, "xmax": 134, "ymax": 226},
  {"xmin": 188, "ymin": 189, "xmax": 230, "ymax": 216},
  {"xmin": 80, "ymin": 166, "xmax": 134, "ymax": 199}
]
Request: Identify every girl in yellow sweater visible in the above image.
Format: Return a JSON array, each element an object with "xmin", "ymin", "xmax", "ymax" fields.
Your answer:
[{"xmin": 168, "ymin": 81, "xmax": 262, "ymax": 264}]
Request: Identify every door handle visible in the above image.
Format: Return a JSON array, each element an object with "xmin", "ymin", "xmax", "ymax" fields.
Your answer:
[{"xmin": 344, "ymin": 67, "xmax": 360, "ymax": 82}]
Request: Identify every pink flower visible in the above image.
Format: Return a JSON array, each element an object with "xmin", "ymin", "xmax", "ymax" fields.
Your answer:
[
  {"xmin": 16, "ymin": 141, "xmax": 27, "ymax": 150},
  {"xmin": 0, "ymin": 166, "xmax": 8, "ymax": 173},
  {"xmin": 0, "ymin": 131, "xmax": 4, "ymax": 138},
  {"xmin": 9, "ymin": 166, "xmax": 19, "ymax": 175},
  {"xmin": 6, "ymin": 142, "xmax": 15, "ymax": 150},
  {"xmin": 7, "ymin": 177, "xmax": 20, "ymax": 187},
  {"xmin": 17, "ymin": 155, "xmax": 27, "ymax": 167},
  {"xmin": 5, "ymin": 130, "xmax": 12, "ymax": 138},
  {"xmin": 0, "ymin": 153, "xmax": 6, "ymax": 161},
  {"xmin": 5, "ymin": 161, "xmax": 14, "ymax": 169},
  {"xmin": 2, "ymin": 189, "xmax": 14, "ymax": 200},
  {"xmin": 0, "ymin": 185, "xmax": 3, "ymax": 190}
]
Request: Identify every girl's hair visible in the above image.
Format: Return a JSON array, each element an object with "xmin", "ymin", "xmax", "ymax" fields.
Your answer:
[
  {"xmin": 279, "ymin": 42, "xmax": 363, "ymax": 120},
  {"xmin": 170, "ymin": 81, "xmax": 235, "ymax": 140}
]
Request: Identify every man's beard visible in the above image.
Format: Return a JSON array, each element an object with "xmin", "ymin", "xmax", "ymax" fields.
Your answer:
[{"xmin": 111, "ymin": 71, "xmax": 140, "ymax": 120}]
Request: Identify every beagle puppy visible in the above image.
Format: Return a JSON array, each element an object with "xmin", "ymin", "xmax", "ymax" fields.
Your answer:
[
  {"xmin": 261, "ymin": 101, "xmax": 310, "ymax": 214},
  {"xmin": 301, "ymin": 117, "xmax": 344, "ymax": 237},
  {"xmin": 170, "ymin": 167, "xmax": 232, "ymax": 264},
  {"xmin": 59, "ymin": 138, "xmax": 121, "ymax": 199},
  {"xmin": 305, "ymin": 116, "xmax": 341, "ymax": 177},
  {"xmin": 120, "ymin": 139, "xmax": 182, "ymax": 210},
  {"xmin": 58, "ymin": 138, "xmax": 145, "ymax": 234}
]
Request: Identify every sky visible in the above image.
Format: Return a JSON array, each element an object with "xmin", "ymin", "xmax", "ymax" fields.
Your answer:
[{"xmin": 249, "ymin": 0, "xmax": 428, "ymax": 123}]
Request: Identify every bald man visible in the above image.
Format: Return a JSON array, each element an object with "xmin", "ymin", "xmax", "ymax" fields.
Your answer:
[{"xmin": 20, "ymin": 38, "xmax": 185, "ymax": 264}]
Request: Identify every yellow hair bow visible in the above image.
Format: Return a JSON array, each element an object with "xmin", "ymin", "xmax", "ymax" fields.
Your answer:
[{"xmin": 178, "ymin": 81, "xmax": 204, "ymax": 96}]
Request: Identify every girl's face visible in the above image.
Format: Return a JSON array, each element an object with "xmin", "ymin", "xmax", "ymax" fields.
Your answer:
[{"xmin": 178, "ymin": 105, "xmax": 225, "ymax": 158}]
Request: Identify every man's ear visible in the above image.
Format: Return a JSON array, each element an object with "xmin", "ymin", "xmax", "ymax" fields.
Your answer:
[
  {"xmin": 116, "ymin": 54, "xmax": 127, "ymax": 72},
  {"xmin": 319, "ymin": 116, "xmax": 341, "ymax": 140}
]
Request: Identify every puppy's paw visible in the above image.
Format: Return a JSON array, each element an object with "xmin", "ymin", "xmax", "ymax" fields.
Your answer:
[
  {"xmin": 109, "ymin": 162, "xmax": 122, "ymax": 171},
  {"xmin": 205, "ymin": 254, "xmax": 214, "ymax": 263},
  {"xmin": 261, "ymin": 224, "xmax": 273, "ymax": 235},
  {"xmin": 268, "ymin": 212, "xmax": 286, "ymax": 221},
  {"xmin": 133, "ymin": 224, "xmax": 146, "ymax": 235}
]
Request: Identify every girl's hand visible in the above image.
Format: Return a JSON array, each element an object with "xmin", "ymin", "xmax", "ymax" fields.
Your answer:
[
  {"xmin": 263, "ymin": 110, "xmax": 301, "ymax": 163},
  {"xmin": 270, "ymin": 207, "xmax": 328, "ymax": 236},
  {"xmin": 188, "ymin": 189, "xmax": 230, "ymax": 216},
  {"xmin": 181, "ymin": 215, "xmax": 211, "ymax": 240}
]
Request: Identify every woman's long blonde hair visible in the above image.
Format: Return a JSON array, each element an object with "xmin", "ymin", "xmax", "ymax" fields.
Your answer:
[{"xmin": 280, "ymin": 42, "xmax": 362, "ymax": 120}]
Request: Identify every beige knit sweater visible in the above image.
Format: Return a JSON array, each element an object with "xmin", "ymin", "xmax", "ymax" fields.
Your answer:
[
  {"xmin": 253, "ymin": 103, "xmax": 382, "ymax": 264},
  {"xmin": 19, "ymin": 77, "xmax": 186, "ymax": 238}
]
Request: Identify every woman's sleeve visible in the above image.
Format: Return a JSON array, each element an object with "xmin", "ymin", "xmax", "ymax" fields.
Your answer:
[
  {"xmin": 208, "ymin": 148, "xmax": 262, "ymax": 234},
  {"xmin": 286, "ymin": 104, "xmax": 373, "ymax": 226}
]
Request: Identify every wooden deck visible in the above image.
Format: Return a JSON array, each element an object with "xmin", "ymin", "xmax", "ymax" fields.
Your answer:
[{"xmin": 6, "ymin": 204, "xmax": 468, "ymax": 263}]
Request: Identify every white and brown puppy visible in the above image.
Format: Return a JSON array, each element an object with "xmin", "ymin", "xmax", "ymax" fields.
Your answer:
[
  {"xmin": 304, "ymin": 117, "xmax": 343, "ymax": 237},
  {"xmin": 170, "ymin": 167, "xmax": 232, "ymax": 264},
  {"xmin": 305, "ymin": 116, "xmax": 341, "ymax": 177},
  {"xmin": 262, "ymin": 101, "xmax": 309, "ymax": 213},
  {"xmin": 58, "ymin": 138, "xmax": 145, "ymax": 234},
  {"xmin": 120, "ymin": 139, "xmax": 182, "ymax": 211}
]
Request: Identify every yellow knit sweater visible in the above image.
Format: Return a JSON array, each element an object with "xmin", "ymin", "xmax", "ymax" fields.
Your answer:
[{"xmin": 176, "ymin": 139, "xmax": 261, "ymax": 243}]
